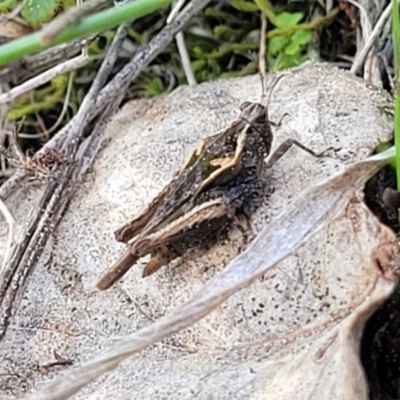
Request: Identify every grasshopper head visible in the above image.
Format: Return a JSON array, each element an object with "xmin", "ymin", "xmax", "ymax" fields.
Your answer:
[
  {"xmin": 239, "ymin": 102, "xmax": 268, "ymax": 123},
  {"xmin": 239, "ymin": 101, "xmax": 273, "ymax": 159}
]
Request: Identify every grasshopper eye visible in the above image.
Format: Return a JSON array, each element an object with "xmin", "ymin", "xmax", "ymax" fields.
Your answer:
[{"xmin": 240, "ymin": 101, "xmax": 251, "ymax": 111}]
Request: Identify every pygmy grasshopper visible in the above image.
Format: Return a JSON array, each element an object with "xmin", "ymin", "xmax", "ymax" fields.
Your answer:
[{"xmin": 96, "ymin": 77, "xmax": 329, "ymax": 290}]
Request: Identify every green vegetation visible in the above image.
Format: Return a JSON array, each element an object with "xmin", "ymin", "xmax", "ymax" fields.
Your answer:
[{"xmin": 0, "ymin": 0, "xmax": 173, "ymax": 67}]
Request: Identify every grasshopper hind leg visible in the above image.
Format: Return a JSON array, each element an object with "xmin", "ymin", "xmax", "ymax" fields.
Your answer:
[
  {"xmin": 96, "ymin": 251, "xmax": 140, "ymax": 291},
  {"xmin": 142, "ymin": 244, "xmax": 173, "ymax": 278}
]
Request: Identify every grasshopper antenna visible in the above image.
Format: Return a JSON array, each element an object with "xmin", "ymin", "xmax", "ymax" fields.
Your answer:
[
  {"xmin": 257, "ymin": 12, "xmax": 285, "ymax": 110},
  {"xmin": 258, "ymin": 12, "xmax": 267, "ymax": 102},
  {"xmin": 265, "ymin": 73, "xmax": 285, "ymax": 109}
]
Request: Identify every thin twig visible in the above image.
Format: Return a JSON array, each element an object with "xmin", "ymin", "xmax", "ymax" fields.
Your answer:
[
  {"xmin": 350, "ymin": 2, "xmax": 392, "ymax": 74},
  {"xmin": 0, "ymin": 0, "xmax": 212, "ymax": 200},
  {"xmin": 175, "ymin": 32, "xmax": 197, "ymax": 86},
  {"xmin": 78, "ymin": 94, "xmax": 125, "ymax": 175},
  {"xmin": 167, "ymin": 0, "xmax": 197, "ymax": 86},
  {"xmin": 166, "ymin": 0, "xmax": 186, "ymax": 21},
  {"xmin": 346, "ymin": 0, "xmax": 371, "ymax": 41},
  {"xmin": 345, "ymin": 0, "xmax": 377, "ymax": 82},
  {"xmin": 0, "ymin": 197, "xmax": 15, "ymax": 272},
  {"xmin": 44, "ymin": 70, "xmax": 76, "ymax": 137},
  {"xmin": 0, "ymin": 109, "xmax": 9, "ymax": 177},
  {"xmin": 61, "ymin": 23, "xmax": 129, "ymax": 156},
  {"xmin": 0, "ymin": 55, "xmax": 88, "ymax": 106},
  {"xmin": 259, "ymin": 11, "xmax": 267, "ymax": 100}
]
